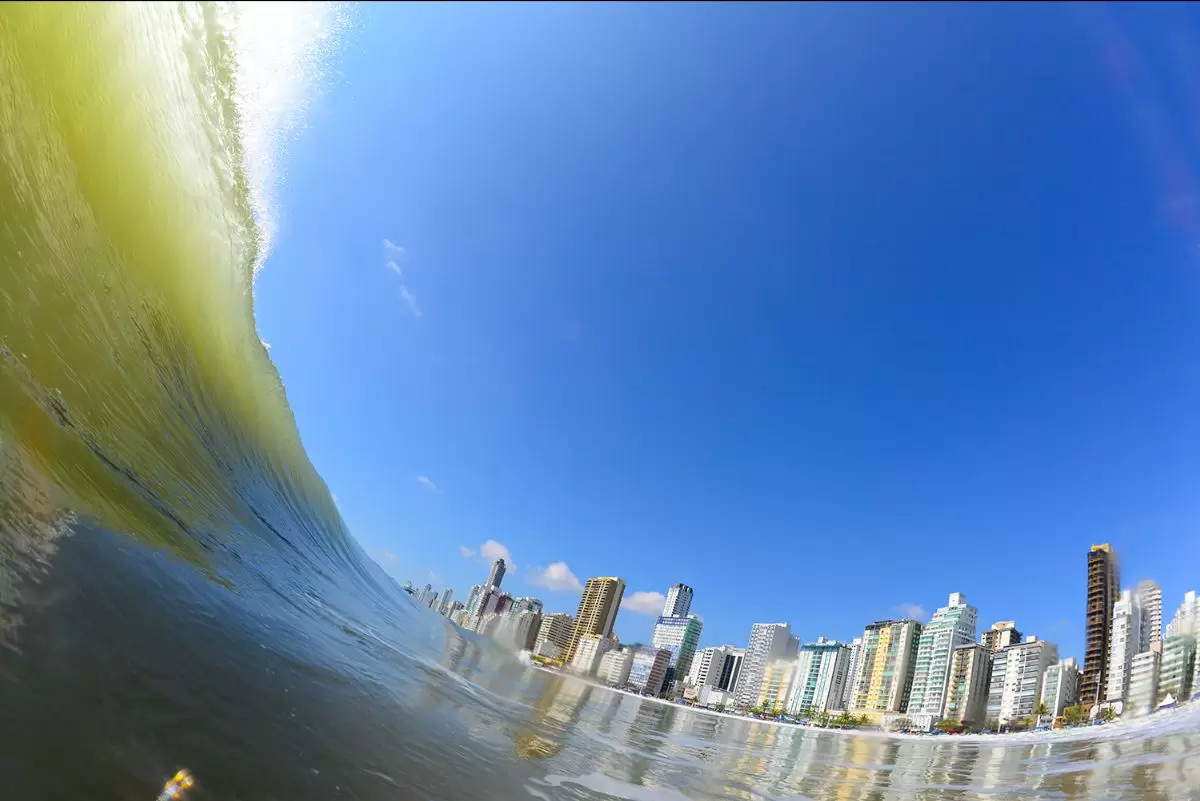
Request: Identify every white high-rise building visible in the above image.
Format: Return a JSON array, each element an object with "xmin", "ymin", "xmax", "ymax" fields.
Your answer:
[
  {"xmin": 1106, "ymin": 589, "xmax": 1143, "ymax": 703},
  {"xmin": 787, "ymin": 637, "xmax": 850, "ymax": 715},
  {"xmin": 570, "ymin": 634, "xmax": 615, "ymax": 676},
  {"xmin": 1126, "ymin": 650, "xmax": 1159, "ymax": 716},
  {"xmin": 1166, "ymin": 591, "xmax": 1200, "ymax": 637},
  {"xmin": 1040, "ymin": 658, "xmax": 1081, "ymax": 717},
  {"xmin": 438, "ymin": 588, "xmax": 455, "ymax": 616},
  {"xmin": 1137, "ymin": 580, "xmax": 1162, "ymax": 652},
  {"xmin": 839, "ymin": 638, "xmax": 863, "ymax": 709},
  {"xmin": 598, "ymin": 648, "xmax": 634, "ymax": 687},
  {"xmin": 662, "ymin": 583, "xmax": 694, "ymax": 618},
  {"xmin": 627, "ymin": 648, "xmax": 671, "ymax": 695},
  {"xmin": 687, "ymin": 645, "xmax": 736, "ymax": 690},
  {"xmin": 907, "ymin": 592, "xmax": 978, "ymax": 717},
  {"xmin": 735, "ymin": 623, "xmax": 799, "ymax": 706},
  {"xmin": 986, "ymin": 637, "xmax": 1058, "ymax": 725},
  {"xmin": 486, "ymin": 558, "xmax": 506, "ymax": 589},
  {"xmin": 1159, "ymin": 634, "xmax": 1196, "ymax": 703}
]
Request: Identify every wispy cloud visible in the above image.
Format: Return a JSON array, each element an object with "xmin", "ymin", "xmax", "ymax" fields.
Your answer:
[
  {"xmin": 893, "ymin": 602, "xmax": 926, "ymax": 621},
  {"xmin": 381, "ymin": 238, "xmax": 421, "ymax": 317},
  {"xmin": 459, "ymin": 539, "xmax": 513, "ymax": 568},
  {"xmin": 415, "ymin": 475, "xmax": 438, "ymax": 491},
  {"xmin": 621, "ymin": 591, "xmax": 666, "ymax": 616},
  {"xmin": 371, "ymin": 549, "xmax": 402, "ymax": 578},
  {"xmin": 528, "ymin": 561, "xmax": 583, "ymax": 592}
]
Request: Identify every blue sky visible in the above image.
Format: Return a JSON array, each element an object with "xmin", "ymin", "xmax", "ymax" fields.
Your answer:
[{"xmin": 255, "ymin": 4, "xmax": 1200, "ymax": 657}]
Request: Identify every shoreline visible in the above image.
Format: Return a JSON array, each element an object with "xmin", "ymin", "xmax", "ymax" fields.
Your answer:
[{"xmin": 527, "ymin": 663, "xmax": 1200, "ymax": 744}]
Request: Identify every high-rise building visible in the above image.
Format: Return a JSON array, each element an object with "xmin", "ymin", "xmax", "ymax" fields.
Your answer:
[
  {"xmin": 907, "ymin": 593, "xmax": 978, "ymax": 717},
  {"xmin": 534, "ymin": 613, "xmax": 575, "ymax": 659},
  {"xmin": 570, "ymin": 634, "xmax": 615, "ymax": 676},
  {"xmin": 465, "ymin": 583, "xmax": 485, "ymax": 616},
  {"xmin": 1126, "ymin": 650, "xmax": 1159, "ymax": 716},
  {"xmin": 1081, "ymin": 544, "xmax": 1119, "ymax": 708},
  {"xmin": 980, "ymin": 621, "xmax": 1022, "ymax": 653},
  {"xmin": 986, "ymin": 636, "xmax": 1058, "ymax": 725},
  {"xmin": 651, "ymin": 614, "xmax": 703, "ymax": 692},
  {"xmin": 1136, "ymin": 579, "xmax": 1162, "ymax": 652},
  {"xmin": 417, "ymin": 584, "xmax": 433, "ymax": 605},
  {"xmin": 627, "ymin": 647, "xmax": 671, "ymax": 695},
  {"xmin": 1106, "ymin": 589, "xmax": 1143, "ymax": 704},
  {"xmin": 598, "ymin": 648, "xmax": 634, "ymax": 687},
  {"xmin": 1166, "ymin": 590, "xmax": 1200, "ymax": 637},
  {"xmin": 427, "ymin": 591, "xmax": 439, "ymax": 610},
  {"xmin": 944, "ymin": 643, "xmax": 991, "ymax": 728},
  {"xmin": 717, "ymin": 648, "xmax": 745, "ymax": 692},
  {"xmin": 687, "ymin": 645, "xmax": 738, "ymax": 690},
  {"xmin": 849, "ymin": 619, "xmax": 923, "ymax": 714},
  {"xmin": 757, "ymin": 660, "xmax": 799, "ymax": 713},
  {"xmin": 788, "ymin": 637, "xmax": 850, "ymax": 715},
  {"xmin": 496, "ymin": 610, "xmax": 542, "ymax": 651},
  {"xmin": 565, "ymin": 577, "xmax": 625, "ymax": 663},
  {"xmin": 1040, "ymin": 658, "xmax": 1081, "ymax": 717},
  {"xmin": 662, "ymin": 583, "xmax": 694, "ymax": 618},
  {"xmin": 438, "ymin": 588, "xmax": 455, "ymax": 616},
  {"xmin": 839, "ymin": 638, "xmax": 863, "ymax": 710},
  {"xmin": 1158, "ymin": 634, "xmax": 1196, "ymax": 703},
  {"xmin": 486, "ymin": 557, "xmax": 507, "ymax": 589},
  {"xmin": 735, "ymin": 623, "xmax": 798, "ymax": 706},
  {"xmin": 507, "ymin": 596, "xmax": 544, "ymax": 619}
]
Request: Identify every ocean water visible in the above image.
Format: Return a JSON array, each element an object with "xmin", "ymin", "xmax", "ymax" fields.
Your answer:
[{"xmin": 1, "ymin": 4, "xmax": 1199, "ymax": 799}]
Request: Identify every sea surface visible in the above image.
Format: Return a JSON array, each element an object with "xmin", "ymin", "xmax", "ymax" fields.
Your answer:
[{"xmin": 1, "ymin": 4, "xmax": 1200, "ymax": 800}]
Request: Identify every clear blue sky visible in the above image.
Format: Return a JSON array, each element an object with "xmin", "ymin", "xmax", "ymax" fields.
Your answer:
[{"xmin": 255, "ymin": 3, "xmax": 1200, "ymax": 658}]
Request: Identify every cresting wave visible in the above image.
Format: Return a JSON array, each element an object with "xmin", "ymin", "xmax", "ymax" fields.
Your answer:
[{"xmin": 0, "ymin": 3, "xmax": 362, "ymax": 586}]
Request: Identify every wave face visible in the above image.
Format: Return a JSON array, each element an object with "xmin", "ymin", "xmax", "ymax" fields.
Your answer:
[{"xmin": 2, "ymin": 5, "xmax": 1200, "ymax": 801}]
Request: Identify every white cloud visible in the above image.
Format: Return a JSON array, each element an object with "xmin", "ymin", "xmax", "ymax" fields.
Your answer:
[
  {"xmin": 415, "ymin": 475, "xmax": 438, "ymax": 491},
  {"xmin": 399, "ymin": 285, "xmax": 422, "ymax": 317},
  {"xmin": 371, "ymin": 549, "xmax": 402, "ymax": 577},
  {"xmin": 383, "ymin": 239, "xmax": 406, "ymax": 258},
  {"xmin": 621, "ymin": 591, "xmax": 666, "ymax": 616},
  {"xmin": 386, "ymin": 259, "xmax": 403, "ymax": 277},
  {"xmin": 528, "ymin": 561, "xmax": 583, "ymax": 592},
  {"xmin": 459, "ymin": 539, "xmax": 513, "ymax": 568},
  {"xmin": 893, "ymin": 602, "xmax": 926, "ymax": 621}
]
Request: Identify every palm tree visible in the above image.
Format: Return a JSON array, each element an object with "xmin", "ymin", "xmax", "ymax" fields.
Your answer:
[{"xmin": 1033, "ymin": 701, "xmax": 1049, "ymax": 727}]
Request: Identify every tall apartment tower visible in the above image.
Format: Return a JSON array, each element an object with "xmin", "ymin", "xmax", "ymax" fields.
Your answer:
[
  {"xmin": 1136, "ymin": 579, "xmax": 1162, "ymax": 652},
  {"xmin": 944, "ymin": 643, "xmax": 991, "ymax": 729},
  {"xmin": 839, "ymin": 637, "xmax": 863, "ymax": 709},
  {"xmin": 487, "ymin": 558, "xmax": 507, "ymax": 589},
  {"xmin": 1106, "ymin": 589, "xmax": 1143, "ymax": 704},
  {"xmin": 662, "ymin": 583, "xmax": 694, "ymax": 618},
  {"xmin": 907, "ymin": 592, "xmax": 978, "ymax": 717},
  {"xmin": 986, "ymin": 636, "xmax": 1058, "ymax": 724},
  {"xmin": 788, "ymin": 637, "xmax": 851, "ymax": 715},
  {"xmin": 735, "ymin": 623, "xmax": 798, "ymax": 706},
  {"xmin": 849, "ymin": 619, "xmax": 923, "ymax": 714},
  {"xmin": 565, "ymin": 577, "xmax": 626, "ymax": 663},
  {"xmin": 981, "ymin": 621, "xmax": 1022, "ymax": 653},
  {"xmin": 1167, "ymin": 590, "xmax": 1200, "ymax": 637},
  {"xmin": 1081, "ymin": 544, "xmax": 1119, "ymax": 707}
]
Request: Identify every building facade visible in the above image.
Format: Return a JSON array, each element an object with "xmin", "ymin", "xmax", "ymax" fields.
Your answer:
[
  {"xmin": 1126, "ymin": 650, "xmax": 1159, "ymax": 716},
  {"xmin": 907, "ymin": 593, "xmax": 978, "ymax": 717},
  {"xmin": 981, "ymin": 621, "xmax": 1022, "ymax": 653},
  {"xmin": 687, "ymin": 645, "xmax": 737, "ymax": 690},
  {"xmin": 944, "ymin": 643, "xmax": 991, "ymax": 728},
  {"xmin": 535, "ymin": 613, "xmax": 575, "ymax": 657},
  {"xmin": 438, "ymin": 588, "xmax": 455, "ymax": 616},
  {"xmin": 1106, "ymin": 589, "xmax": 1143, "ymax": 704},
  {"xmin": 718, "ymin": 648, "xmax": 745, "ymax": 693},
  {"xmin": 598, "ymin": 648, "xmax": 634, "ymax": 687},
  {"xmin": 662, "ymin": 583, "xmax": 694, "ymax": 618},
  {"xmin": 565, "ymin": 577, "xmax": 625, "ymax": 663},
  {"xmin": 839, "ymin": 638, "xmax": 863, "ymax": 710},
  {"xmin": 627, "ymin": 648, "xmax": 671, "ymax": 695},
  {"xmin": 756, "ymin": 660, "xmax": 799, "ymax": 713},
  {"xmin": 486, "ymin": 558, "xmax": 506, "ymax": 589},
  {"xmin": 788, "ymin": 637, "xmax": 850, "ymax": 715},
  {"xmin": 850, "ymin": 619, "xmax": 923, "ymax": 715},
  {"xmin": 1166, "ymin": 590, "xmax": 1200, "ymax": 637},
  {"xmin": 1081, "ymin": 544, "xmax": 1119, "ymax": 708},
  {"xmin": 1040, "ymin": 658, "xmax": 1080, "ymax": 717},
  {"xmin": 570, "ymin": 633, "xmax": 615, "ymax": 677},
  {"xmin": 986, "ymin": 637, "xmax": 1058, "ymax": 725},
  {"xmin": 651, "ymin": 614, "xmax": 703, "ymax": 692},
  {"xmin": 1158, "ymin": 634, "xmax": 1196, "ymax": 703},
  {"xmin": 735, "ymin": 623, "xmax": 798, "ymax": 706},
  {"xmin": 1137, "ymin": 579, "xmax": 1162, "ymax": 652}
]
